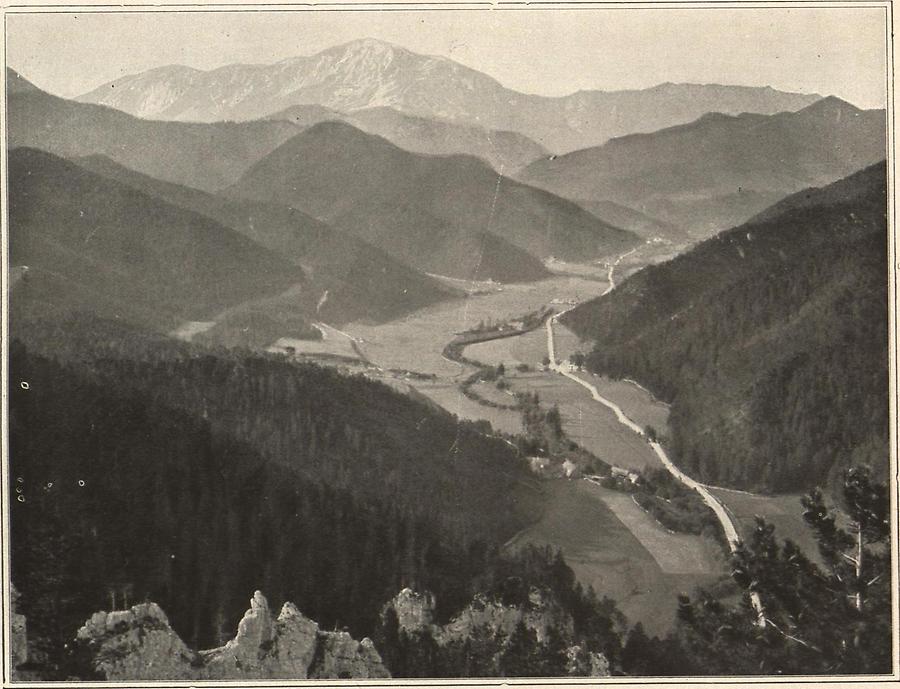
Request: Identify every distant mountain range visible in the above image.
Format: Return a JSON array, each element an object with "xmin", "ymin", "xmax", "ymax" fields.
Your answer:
[
  {"xmin": 561, "ymin": 163, "xmax": 889, "ymax": 492},
  {"xmin": 266, "ymin": 104, "xmax": 549, "ymax": 173},
  {"xmin": 7, "ymin": 68, "xmax": 298, "ymax": 193},
  {"xmin": 75, "ymin": 38, "xmax": 821, "ymax": 152},
  {"xmin": 227, "ymin": 120, "xmax": 640, "ymax": 279},
  {"xmin": 520, "ymin": 96, "xmax": 886, "ymax": 239}
]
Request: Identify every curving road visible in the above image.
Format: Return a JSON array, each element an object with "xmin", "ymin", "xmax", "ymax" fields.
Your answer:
[
  {"xmin": 545, "ymin": 253, "xmax": 765, "ymax": 625},
  {"xmin": 600, "ymin": 248, "xmax": 636, "ymax": 296}
]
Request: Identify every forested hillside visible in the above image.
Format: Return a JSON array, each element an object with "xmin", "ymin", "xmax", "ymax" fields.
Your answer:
[
  {"xmin": 9, "ymin": 148, "xmax": 305, "ymax": 331},
  {"xmin": 9, "ymin": 316, "xmax": 556, "ymax": 675},
  {"xmin": 74, "ymin": 154, "xmax": 457, "ymax": 327},
  {"xmin": 228, "ymin": 121, "xmax": 638, "ymax": 279},
  {"xmin": 562, "ymin": 164, "xmax": 889, "ymax": 492}
]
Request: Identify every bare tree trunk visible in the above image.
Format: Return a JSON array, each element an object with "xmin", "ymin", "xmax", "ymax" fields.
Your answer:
[
  {"xmin": 856, "ymin": 524, "xmax": 863, "ymax": 612},
  {"xmin": 854, "ymin": 523, "xmax": 863, "ymax": 650}
]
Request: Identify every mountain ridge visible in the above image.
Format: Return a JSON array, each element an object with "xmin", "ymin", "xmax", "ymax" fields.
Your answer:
[
  {"xmin": 74, "ymin": 39, "xmax": 822, "ymax": 152},
  {"xmin": 7, "ymin": 67, "xmax": 301, "ymax": 192},
  {"xmin": 9, "ymin": 146, "xmax": 306, "ymax": 331},
  {"xmin": 73, "ymin": 153, "xmax": 458, "ymax": 330},
  {"xmin": 519, "ymin": 96, "xmax": 886, "ymax": 238},
  {"xmin": 227, "ymin": 120, "xmax": 640, "ymax": 280},
  {"xmin": 265, "ymin": 103, "xmax": 549, "ymax": 172}
]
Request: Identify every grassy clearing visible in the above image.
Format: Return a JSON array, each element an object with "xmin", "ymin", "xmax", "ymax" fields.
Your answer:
[
  {"xmin": 469, "ymin": 380, "xmax": 519, "ymax": 407},
  {"xmin": 411, "ymin": 380, "xmax": 524, "ymax": 436},
  {"xmin": 170, "ymin": 320, "xmax": 216, "ymax": 341},
  {"xmin": 547, "ymin": 322, "xmax": 587, "ymax": 364},
  {"xmin": 709, "ymin": 488, "xmax": 824, "ymax": 566},
  {"xmin": 464, "ymin": 327, "xmax": 548, "ymax": 368},
  {"xmin": 575, "ymin": 373, "xmax": 670, "ymax": 436},
  {"xmin": 595, "ymin": 486, "xmax": 723, "ymax": 575},
  {"xmin": 506, "ymin": 479, "xmax": 724, "ymax": 636},
  {"xmin": 507, "ymin": 372, "xmax": 662, "ymax": 472},
  {"xmin": 269, "ymin": 328, "xmax": 358, "ymax": 359}
]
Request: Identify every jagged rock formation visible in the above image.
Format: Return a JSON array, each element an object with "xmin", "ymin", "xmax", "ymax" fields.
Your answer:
[
  {"xmin": 76, "ymin": 592, "xmax": 389, "ymax": 680},
  {"xmin": 76, "ymin": 604, "xmax": 195, "ymax": 680},
  {"xmin": 385, "ymin": 587, "xmax": 609, "ymax": 677}
]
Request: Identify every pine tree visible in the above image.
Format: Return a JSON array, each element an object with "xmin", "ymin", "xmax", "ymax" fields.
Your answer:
[
  {"xmin": 671, "ymin": 465, "xmax": 892, "ymax": 674},
  {"xmin": 499, "ymin": 621, "xmax": 542, "ymax": 677}
]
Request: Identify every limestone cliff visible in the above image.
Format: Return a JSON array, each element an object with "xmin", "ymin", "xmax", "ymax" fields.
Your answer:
[{"xmin": 76, "ymin": 591, "xmax": 388, "ymax": 680}]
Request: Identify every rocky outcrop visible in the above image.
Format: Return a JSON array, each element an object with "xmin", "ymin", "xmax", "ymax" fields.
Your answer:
[
  {"xmin": 442, "ymin": 589, "xmax": 574, "ymax": 645},
  {"xmin": 76, "ymin": 592, "xmax": 388, "ymax": 681},
  {"xmin": 389, "ymin": 588, "xmax": 435, "ymax": 632},
  {"xmin": 76, "ymin": 603, "xmax": 195, "ymax": 680},
  {"xmin": 384, "ymin": 587, "xmax": 609, "ymax": 677},
  {"xmin": 10, "ymin": 585, "xmax": 28, "ymax": 674}
]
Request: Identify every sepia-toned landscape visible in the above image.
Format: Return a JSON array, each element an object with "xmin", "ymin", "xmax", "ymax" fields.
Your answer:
[{"xmin": 2, "ymin": 5, "xmax": 895, "ymax": 682}]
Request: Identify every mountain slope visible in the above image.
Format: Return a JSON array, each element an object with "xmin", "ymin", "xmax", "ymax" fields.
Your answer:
[
  {"xmin": 228, "ymin": 121, "xmax": 638, "ymax": 280},
  {"xmin": 267, "ymin": 104, "xmax": 549, "ymax": 172},
  {"xmin": 561, "ymin": 164, "xmax": 889, "ymax": 493},
  {"xmin": 74, "ymin": 155, "xmax": 457, "ymax": 327},
  {"xmin": 8, "ymin": 147, "xmax": 305, "ymax": 331},
  {"xmin": 7, "ymin": 68, "xmax": 299, "ymax": 192},
  {"xmin": 75, "ymin": 39, "xmax": 820, "ymax": 152},
  {"xmin": 9, "ymin": 319, "xmax": 548, "ymax": 669},
  {"xmin": 569, "ymin": 199, "xmax": 691, "ymax": 246},
  {"xmin": 520, "ymin": 97, "xmax": 886, "ymax": 238}
]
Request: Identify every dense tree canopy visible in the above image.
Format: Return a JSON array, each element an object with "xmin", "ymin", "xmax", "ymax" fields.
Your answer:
[{"xmin": 563, "ymin": 164, "xmax": 889, "ymax": 493}]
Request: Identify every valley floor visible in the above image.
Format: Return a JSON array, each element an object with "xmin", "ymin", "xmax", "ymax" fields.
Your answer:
[{"xmin": 198, "ymin": 245, "xmax": 820, "ymax": 635}]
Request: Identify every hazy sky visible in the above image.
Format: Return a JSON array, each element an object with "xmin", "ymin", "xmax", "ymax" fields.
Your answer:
[{"xmin": 6, "ymin": 6, "xmax": 889, "ymax": 108}]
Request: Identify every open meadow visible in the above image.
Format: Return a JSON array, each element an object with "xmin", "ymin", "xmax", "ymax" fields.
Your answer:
[
  {"xmin": 506, "ymin": 372, "xmax": 663, "ymax": 472},
  {"xmin": 573, "ymin": 372, "xmax": 670, "ymax": 437},
  {"xmin": 506, "ymin": 479, "xmax": 725, "ymax": 636},
  {"xmin": 412, "ymin": 379, "xmax": 525, "ymax": 436},
  {"xmin": 710, "ymin": 488, "xmax": 825, "ymax": 566}
]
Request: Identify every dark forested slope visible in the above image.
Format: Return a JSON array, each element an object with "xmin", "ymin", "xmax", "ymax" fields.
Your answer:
[
  {"xmin": 74, "ymin": 154, "xmax": 457, "ymax": 326},
  {"xmin": 9, "ymin": 317, "xmax": 548, "ymax": 673},
  {"xmin": 561, "ymin": 164, "xmax": 889, "ymax": 492},
  {"xmin": 9, "ymin": 148, "xmax": 305, "ymax": 331}
]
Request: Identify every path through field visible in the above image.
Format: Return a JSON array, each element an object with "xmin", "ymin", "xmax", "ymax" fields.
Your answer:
[{"xmin": 543, "ymin": 253, "xmax": 765, "ymax": 624}]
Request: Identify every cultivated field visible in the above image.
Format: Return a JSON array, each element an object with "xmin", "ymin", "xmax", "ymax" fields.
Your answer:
[
  {"xmin": 596, "ymin": 486, "xmax": 722, "ymax": 575},
  {"xmin": 506, "ymin": 479, "xmax": 725, "ymax": 636},
  {"xmin": 269, "ymin": 323, "xmax": 360, "ymax": 360},
  {"xmin": 412, "ymin": 380, "xmax": 524, "ymax": 436},
  {"xmin": 506, "ymin": 372, "xmax": 663, "ymax": 472},
  {"xmin": 464, "ymin": 327, "xmax": 548, "ymax": 368},
  {"xmin": 574, "ymin": 373, "xmax": 670, "ymax": 436},
  {"xmin": 344, "ymin": 274, "xmax": 610, "ymax": 377}
]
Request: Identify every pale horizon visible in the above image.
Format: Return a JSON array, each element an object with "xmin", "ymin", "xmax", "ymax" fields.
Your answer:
[{"xmin": 6, "ymin": 6, "xmax": 889, "ymax": 109}]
